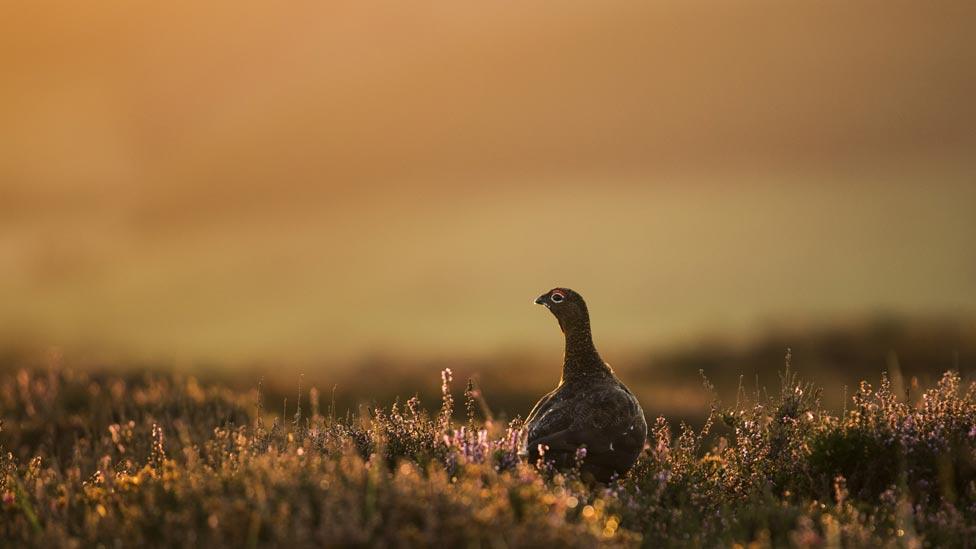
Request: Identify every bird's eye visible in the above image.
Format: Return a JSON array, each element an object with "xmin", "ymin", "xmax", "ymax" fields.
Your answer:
[{"xmin": 550, "ymin": 293, "xmax": 564, "ymax": 303}]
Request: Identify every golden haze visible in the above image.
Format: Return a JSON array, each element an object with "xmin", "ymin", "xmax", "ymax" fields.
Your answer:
[{"xmin": 1, "ymin": 1, "xmax": 975, "ymax": 366}]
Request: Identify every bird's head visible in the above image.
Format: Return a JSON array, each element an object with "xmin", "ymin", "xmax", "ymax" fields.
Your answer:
[{"xmin": 534, "ymin": 287, "xmax": 589, "ymax": 333}]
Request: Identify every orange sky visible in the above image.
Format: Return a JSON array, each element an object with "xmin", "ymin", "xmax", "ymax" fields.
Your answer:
[{"xmin": 1, "ymin": 1, "xmax": 975, "ymax": 365}]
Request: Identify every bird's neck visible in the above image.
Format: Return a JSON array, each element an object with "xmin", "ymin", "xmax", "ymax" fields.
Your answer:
[{"xmin": 560, "ymin": 318, "xmax": 611, "ymax": 382}]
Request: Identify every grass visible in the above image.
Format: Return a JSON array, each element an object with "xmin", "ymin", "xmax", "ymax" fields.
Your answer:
[{"xmin": 2, "ymin": 359, "xmax": 975, "ymax": 547}]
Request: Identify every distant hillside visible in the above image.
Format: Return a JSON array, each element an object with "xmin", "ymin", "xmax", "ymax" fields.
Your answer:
[{"xmin": 7, "ymin": 316, "xmax": 970, "ymax": 429}]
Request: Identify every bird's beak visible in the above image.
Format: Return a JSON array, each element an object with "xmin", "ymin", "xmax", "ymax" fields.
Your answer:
[{"xmin": 534, "ymin": 293, "xmax": 549, "ymax": 306}]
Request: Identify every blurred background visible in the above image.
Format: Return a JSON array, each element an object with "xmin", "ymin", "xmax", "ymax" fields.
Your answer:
[{"xmin": 2, "ymin": 1, "xmax": 975, "ymax": 422}]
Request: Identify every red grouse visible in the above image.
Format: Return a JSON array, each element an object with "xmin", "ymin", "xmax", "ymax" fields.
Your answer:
[{"xmin": 520, "ymin": 288, "xmax": 647, "ymax": 482}]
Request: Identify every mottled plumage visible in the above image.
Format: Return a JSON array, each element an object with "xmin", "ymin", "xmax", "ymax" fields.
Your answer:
[{"xmin": 520, "ymin": 288, "xmax": 647, "ymax": 482}]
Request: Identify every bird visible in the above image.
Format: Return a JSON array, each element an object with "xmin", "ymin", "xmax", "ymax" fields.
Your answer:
[{"xmin": 519, "ymin": 287, "xmax": 647, "ymax": 482}]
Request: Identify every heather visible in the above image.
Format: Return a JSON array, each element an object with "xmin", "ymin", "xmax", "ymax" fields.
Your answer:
[{"xmin": 2, "ymin": 363, "xmax": 976, "ymax": 548}]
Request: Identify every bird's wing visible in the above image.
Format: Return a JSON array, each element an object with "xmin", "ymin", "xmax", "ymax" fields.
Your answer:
[
  {"xmin": 520, "ymin": 388, "xmax": 564, "ymax": 456},
  {"xmin": 527, "ymin": 387, "xmax": 633, "ymax": 451},
  {"xmin": 524, "ymin": 387, "xmax": 558, "ymax": 425},
  {"xmin": 573, "ymin": 386, "xmax": 624, "ymax": 425},
  {"xmin": 528, "ymin": 425, "xmax": 614, "ymax": 454},
  {"xmin": 569, "ymin": 386, "xmax": 645, "ymax": 449}
]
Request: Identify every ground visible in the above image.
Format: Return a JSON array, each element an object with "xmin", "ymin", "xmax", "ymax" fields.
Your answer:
[{"xmin": 2, "ymin": 365, "xmax": 975, "ymax": 547}]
